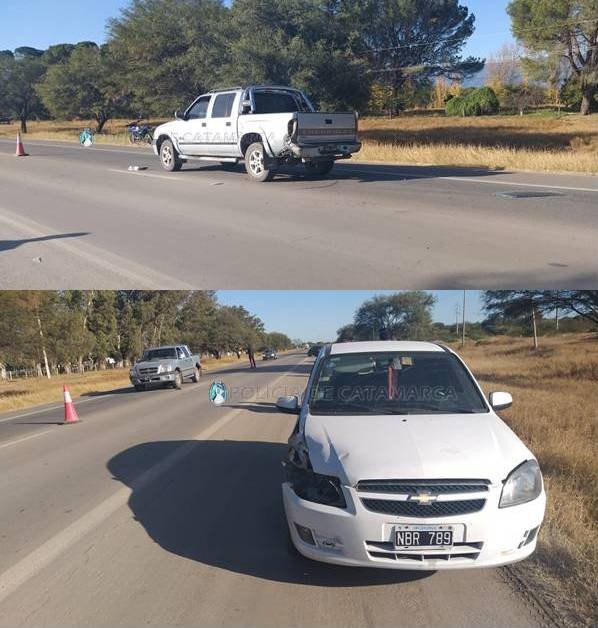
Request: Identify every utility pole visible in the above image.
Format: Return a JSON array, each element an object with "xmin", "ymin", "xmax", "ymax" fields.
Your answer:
[
  {"xmin": 455, "ymin": 303, "xmax": 460, "ymax": 336},
  {"xmin": 461, "ymin": 290, "xmax": 466, "ymax": 349}
]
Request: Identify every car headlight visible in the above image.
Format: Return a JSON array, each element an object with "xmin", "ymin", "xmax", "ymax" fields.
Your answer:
[
  {"xmin": 499, "ymin": 460, "xmax": 543, "ymax": 508},
  {"xmin": 287, "ymin": 464, "xmax": 346, "ymax": 509}
]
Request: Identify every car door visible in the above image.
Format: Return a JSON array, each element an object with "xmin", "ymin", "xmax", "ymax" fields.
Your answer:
[
  {"xmin": 177, "ymin": 95, "xmax": 212, "ymax": 156},
  {"xmin": 204, "ymin": 92, "xmax": 240, "ymax": 157}
]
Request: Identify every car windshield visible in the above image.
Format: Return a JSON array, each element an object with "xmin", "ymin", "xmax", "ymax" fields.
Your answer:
[
  {"xmin": 252, "ymin": 90, "xmax": 311, "ymax": 114},
  {"xmin": 141, "ymin": 348, "xmax": 177, "ymax": 361},
  {"xmin": 310, "ymin": 352, "xmax": 488, "ymax": 415}
]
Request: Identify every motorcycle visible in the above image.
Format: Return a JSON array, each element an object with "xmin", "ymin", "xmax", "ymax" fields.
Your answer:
[{"xmin": 127, "ymin": 119, "xmax": 154, "ymax": 145}]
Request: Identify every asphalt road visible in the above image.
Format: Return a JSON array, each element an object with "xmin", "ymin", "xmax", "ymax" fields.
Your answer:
[
  {"xmin": 1, "ymin": 138, "xmax": 597, "ymax": 289},
  {"xmin": 0, "ymin": 353, "xmax": 547, "ymax": 628}
]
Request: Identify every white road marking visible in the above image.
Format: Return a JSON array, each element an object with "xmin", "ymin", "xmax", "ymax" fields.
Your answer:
[
  {"xmin": 0, "ymin": 394, "xmax": 116, "ymax": 425},
  {"xmin": 0, "ymin": 360, "xmax": 306, "ymax": 604},
  {"xmin": 340, "ymin": 166, "xmax": 598, "ymax": 194},
  {"xmin": 0, "ymin": 429, "xmax": 55, "ymax": 450},
  {"xmin": 107, "ymin": 168, "xmax": 184, "ymax": 182},
  {"xmin": 0, "ymin": 207, "xmax": 193, "ymax": 289}
]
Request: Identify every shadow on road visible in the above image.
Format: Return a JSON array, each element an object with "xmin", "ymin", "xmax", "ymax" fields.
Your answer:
[
  {"xmin": 0, "ymin": 232, "xmax": 90, "ymax": 253},
  {"xmin": 81, "ymin": 386, "xmax": 136, "ymax": 398},
  {"xmin": 108, "ymin": 440, "xmax": 432, "ymax": 587},
  {"xmin": 176, "ymin": 161, "xmax": 507, "ymax": 185},
  {"xmin": 215, "ymin": 362, "xmax": 313, "ymax": 376}
]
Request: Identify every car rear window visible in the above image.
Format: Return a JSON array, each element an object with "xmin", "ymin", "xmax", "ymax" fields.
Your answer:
[
  {"xmin": 309, "ymin": 352, "xmax": 488, "ymax": 415},
  {"xmin": 252, "ymin": 91, "xmax": 309, "ymax": 114}
]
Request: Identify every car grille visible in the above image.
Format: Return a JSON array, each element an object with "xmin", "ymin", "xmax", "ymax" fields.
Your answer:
[
  {"xmin": 356, "ymin": 479, "xmax": 490, "ymax": 494},
  {"xmin": 361, "ymin": 498, "xmax": 486, "ymax": 518},
  {"xmin": 365, "ymin": 540, "xmax": 483, "ymax": 563},
  {"xmin": 138, "ymin": 367, "xmax": 159, "ymax": 375}
]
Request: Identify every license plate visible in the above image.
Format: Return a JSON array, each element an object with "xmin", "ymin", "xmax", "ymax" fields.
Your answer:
[{"xmin": 395, "ymin": 525, "xmax": 453, "ymax": 549}]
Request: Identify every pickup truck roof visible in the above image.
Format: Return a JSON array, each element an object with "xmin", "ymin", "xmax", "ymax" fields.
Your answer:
[{"xmin": 206, "ymin": 85, "xmax": 304, "ymax": 94}]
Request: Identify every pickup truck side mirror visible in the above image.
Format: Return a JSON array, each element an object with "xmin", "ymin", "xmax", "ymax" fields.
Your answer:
[
  {"xmin": 277, "ymin": 395, "xmax": 300, "ymax": 414},
  {"xmin": 174, "ymin": 110, "xmax": 186, "ymax": 121},
  {"xmin": 240, "ymin": 99, "xmax": 252, "ymax": 115},
  {"xmin": 489, "ymin": 391, "xmax": 513, "ymax": 411}
]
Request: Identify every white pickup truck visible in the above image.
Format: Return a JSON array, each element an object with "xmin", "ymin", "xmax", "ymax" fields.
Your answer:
[{"xmin": 152, "ymin": 85, "xmax": 361, "ymax": 182}]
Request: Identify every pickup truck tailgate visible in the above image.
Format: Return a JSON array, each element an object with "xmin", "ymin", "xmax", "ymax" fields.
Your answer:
[{"xmin": 295, "ymin": 112, "xmax": 357, "ymax": 144}]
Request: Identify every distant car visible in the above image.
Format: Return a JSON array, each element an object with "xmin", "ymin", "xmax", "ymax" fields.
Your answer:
[
  {"xmin": 307, "ymin": 344, "xmax": 323, "ymax": 357},
  {"xmin": 0, "ymin": 116, "xmax": 11, "ymax": 125},
  {"xmin": 262, "ymin": 348, "xmax": 278, "ymax": 360},
  {"xmin": 129, "ymin": 344, "xmax": 201, "ymax": 391},
  {"xmin": 277, "ymin": 341, "xmax": 546, "ymax": 571}
]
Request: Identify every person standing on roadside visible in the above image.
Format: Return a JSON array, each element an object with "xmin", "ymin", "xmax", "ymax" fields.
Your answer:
[{"xmin": 247, "ymin": 344, "xmax": 257, "ymax": 369}]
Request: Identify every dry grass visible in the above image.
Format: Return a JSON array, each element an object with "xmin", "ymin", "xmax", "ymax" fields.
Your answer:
[
  {"xmin": 4, "ymin": 112, "xmax": 598, "ymax": 174},
  {"xmin": 449, "ymin": 333, "xmax": 598, "ymax": 626},
  {"xmin": 357, "ymin": 113, "xmax": 598, "ymax": 174},
  {"xmin": 0, "ymin": 353, "xmax": 249, "ymax": 414}
]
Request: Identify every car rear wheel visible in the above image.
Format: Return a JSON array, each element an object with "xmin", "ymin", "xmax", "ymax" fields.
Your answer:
[
  {"xmin": 245, "ymin": 142, "xmax": 277, "ymax": 182},
  {"xmin": 160, "ymin": 139, "xmax": 182, "ymax": 172},
  {"xmin": 305, "ymin": 160, "xmax": 334, "ymax": 177},
  {"xmin": 173, "ymin": 370, "xmax": 183, "ymax": 390}
]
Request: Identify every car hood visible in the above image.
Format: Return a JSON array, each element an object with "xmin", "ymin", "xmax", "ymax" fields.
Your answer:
[{"xmin": 304, "ymin": 412, "xmax": 532, "ymax": 486}]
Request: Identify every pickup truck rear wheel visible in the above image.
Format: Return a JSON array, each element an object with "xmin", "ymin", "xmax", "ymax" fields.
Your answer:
[
  {"xmin": 245, "ymin": 142, "xmax": 277, "ymax": 182},
  {"xmin": 192, "ymin": 367, "xmax": 201, "ymax": 383},
  {"xmin": 305, "ymin": 160, "xmax": 334, "ymax": 177},
  {"xmin": 160, "ymin": 139, "xmax": 182, "ymax": 172}
]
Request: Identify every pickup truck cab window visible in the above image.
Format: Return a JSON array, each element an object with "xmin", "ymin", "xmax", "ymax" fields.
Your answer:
[
  {"xmin": 186, "ymin": 96, "xmax": 211, "ymax": 120},
  {"xmin": 211, "ymin": 93, "xmax": 236, "ymax": 118}
]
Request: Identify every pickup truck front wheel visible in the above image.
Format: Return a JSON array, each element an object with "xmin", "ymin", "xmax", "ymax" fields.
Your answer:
[
  {"xmin": 245, "ymin": 142, "xmax": 277, "ymax": 182},
  {"xmin": 160, "ymin": 139, "xmax": 182, "ymax": 172},
  {"xmin": 305, "ymin": 160, "xmax": 334, "ymax": 177}
]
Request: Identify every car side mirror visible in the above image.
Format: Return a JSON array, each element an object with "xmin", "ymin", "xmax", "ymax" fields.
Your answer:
[
  {"xmin": 277, "ymin": 395, "xmax": 300, "ymax": 414},
  {"xmin": 489, "ymin": 392, "xmax": 513, "ymax": 411},
  {"xmin": 241, "ymin": 99, "xmax": 252, "ymax": 114},
  {"xmin": 174, "ymin": 110, "xmax": 186, "ymax": 121}
]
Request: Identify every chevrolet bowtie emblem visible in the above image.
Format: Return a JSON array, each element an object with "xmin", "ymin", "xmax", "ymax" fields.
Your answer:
[{"xmin": 410, "ymin": 490, "xmax": 438, "ymax": 505}]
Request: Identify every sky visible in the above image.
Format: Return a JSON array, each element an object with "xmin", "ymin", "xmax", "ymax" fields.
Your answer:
[
  {"xmin": 217, "ymin": 291, "xmax": 484, "ymax": 341},
  {"xmin": 0, "ymin": 0, "xmax": 514, "ymax": 57}
]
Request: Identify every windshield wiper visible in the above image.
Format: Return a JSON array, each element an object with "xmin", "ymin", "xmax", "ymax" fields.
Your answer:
[{"xmin": 312, "ymin": 403, "xmax": 407, "ymax": 415}]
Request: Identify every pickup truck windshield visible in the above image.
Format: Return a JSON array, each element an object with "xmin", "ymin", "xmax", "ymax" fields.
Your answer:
[
  {"xmin": 252, "ymin": 91, "xmax": 310, "ymax": 114},
  {"xmin": 310, "ymin": 352, "xmax": 488, "ymax": 415},
  {"xmin": 141, "ymin": 348, "xmax": 177, "ymax": 361}
]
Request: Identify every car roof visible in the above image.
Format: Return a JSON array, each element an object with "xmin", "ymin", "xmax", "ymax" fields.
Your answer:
[{"xmin": 329, "ymin": 341, "xmax": 446, "ymax": 355}]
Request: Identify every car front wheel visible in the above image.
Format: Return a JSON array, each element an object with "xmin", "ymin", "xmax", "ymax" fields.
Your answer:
[
  {"xmin": 160, "ymin": 139, "xmax": 182, "ymax": 172},
  {"xmin": 173, "ymin": 370, "xmax": 183, "ymax": 390}
]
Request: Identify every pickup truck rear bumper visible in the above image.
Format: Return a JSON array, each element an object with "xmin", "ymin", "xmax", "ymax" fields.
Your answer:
[{"xmin": 290, "ymin": 142, "xmax": 361, "ymax": 161}]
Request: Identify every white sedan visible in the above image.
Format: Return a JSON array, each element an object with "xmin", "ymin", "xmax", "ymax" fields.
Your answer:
[{"xmin": 277, "ymin": 341, "xmax": 545, "ymax": 570}]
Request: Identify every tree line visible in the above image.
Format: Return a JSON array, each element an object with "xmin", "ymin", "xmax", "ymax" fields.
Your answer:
[
  {"xmin": 0, "ymin": 291, "xmax": 293, "ymax": 379},
  {"xmin": 335, "ymin": 290, "xmax": 598, "ymax": 344},
  {"xmin": 1, "ymin": 0, "xmax": 596, "ymax": 134}
]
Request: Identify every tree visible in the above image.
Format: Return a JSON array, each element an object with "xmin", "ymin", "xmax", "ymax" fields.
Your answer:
[
  {"xmin": 37, "ymin": 44, "xmax": 128, "ymax": 132},
  {"xmin": 262, "ymin": 332, "xmax": 293, "ymax": 351},
  {"xmin": 221, "ymin": 0, "xmax": 371, "ymax": 111},
  {"xmin": 0, "ymin": 54, "xmax": 46, "ymax": 132},
  {"xmin": 353, "ymin": 292, "xmax": 436, "ymax": 340},
  {"xmin": 336, "ymin": 324, "xmax": 356, "ymax": 342},
  {"xmin": 344, "ymin": 0, "xmax": 484, "ymax": 116},
  {"xmin": 108, "ymin": 0, "xmax": 229, "ymax": 116},
  {"xmin": 485, "ymin": 42, "xmax": 522, "ymax": 96},
  {"xmin": 508, "ymin": 0, "xmax": 598, "ymax": 115}
]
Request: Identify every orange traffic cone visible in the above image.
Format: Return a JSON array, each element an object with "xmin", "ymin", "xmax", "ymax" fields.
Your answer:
[
  {"xmin": 63, "ymin": 385, "xmax": 80, "ymax": 424},
  {"xmin": 15, "ymin": 131, "xmax": 27, "ymax": 157}
]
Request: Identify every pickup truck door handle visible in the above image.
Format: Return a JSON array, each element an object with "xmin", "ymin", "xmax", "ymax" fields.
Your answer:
[
  {"xmin": 225, "ymin": 122, "xmax": 231, "ymax": 127},
  {"xmin": 201, "ymin": 122, "xmax": 207, "ymax": 127}
]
